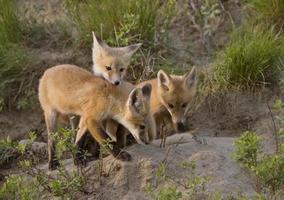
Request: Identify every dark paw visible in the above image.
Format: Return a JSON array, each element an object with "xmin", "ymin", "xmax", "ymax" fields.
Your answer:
[
  {"xmin": 48, "ymin": 159, "xmax": 60, "ymax": 170},
  {"xmin": 116, "ymin": 151, "xmax": 132, "ymax": 161}
]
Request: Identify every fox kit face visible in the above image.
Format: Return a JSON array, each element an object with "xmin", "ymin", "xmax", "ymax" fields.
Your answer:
[
  {"xmin": 157, "ymin": 67, "xmax": 197, "ymax": 132},
  {"xmin": 92, "ymin": 32, "xmax": 141, "ymax": 85},
  {"xmin": 123, "ymin": 83, "xmax": 153, "ymax": 144}
]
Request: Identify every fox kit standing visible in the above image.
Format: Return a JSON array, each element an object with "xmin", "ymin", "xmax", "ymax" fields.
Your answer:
[
  {"xmin": 138, "ymin": 67, "xmax": 197, "ymax": 136},
  {"xmin": 92, "ymin": 32, "xmax": 141, "ymax": 85},
  {"xmin": 38, "ymin": 64, "xmax": 154, "ymax": 170}
]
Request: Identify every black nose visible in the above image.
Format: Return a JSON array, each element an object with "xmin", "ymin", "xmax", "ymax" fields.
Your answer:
[
  {"xmin": 114, "ymin": 81, "xmax": 120, "ymax": 85},
  {"xmin": 177, "ymin": 122, "xmax": 186, "ymax": 132}
]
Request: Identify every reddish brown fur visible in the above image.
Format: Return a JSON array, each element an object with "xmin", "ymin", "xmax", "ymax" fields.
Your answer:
[{"xmin": 38, "ymin": 64, "xmax": 154, "ymax": 170}]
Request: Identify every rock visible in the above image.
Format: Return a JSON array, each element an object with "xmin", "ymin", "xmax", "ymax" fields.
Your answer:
[{"xmin": 19, "ymin": 140, "xmax": 47, "ymax": 156}]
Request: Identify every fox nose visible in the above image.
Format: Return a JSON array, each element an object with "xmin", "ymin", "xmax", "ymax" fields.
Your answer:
[
  {"xmin": 114, "ymin": 81, "xmax": 120, "ymax": 85},
  {"xmin": 177, "ymin": 122, "xmax": 186, "ymax": 132}
]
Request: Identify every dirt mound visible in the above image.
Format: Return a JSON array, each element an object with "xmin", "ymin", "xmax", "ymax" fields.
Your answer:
[{"xmin": 40, "ymin": 134, "xmax": 257, "ymax": 199}]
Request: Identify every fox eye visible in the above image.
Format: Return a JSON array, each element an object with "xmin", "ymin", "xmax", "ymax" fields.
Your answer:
[
  {"xmin": 181, "ymin": 103, "xmax": 187, "ymax": 108},
  {"xmin": 120, "ymin": 68, "xmax": 125, "ymax": 72},
  {"xmin": 139, "ymin": 125, "xmax": 145, "ymax": 130},
  {"xmin": 106, "ymin": 66, "xmax": 112, "ymax": 71},
  {"xmin": 168, "ymin": 103, "xmax": 174, "ymax": 108}
]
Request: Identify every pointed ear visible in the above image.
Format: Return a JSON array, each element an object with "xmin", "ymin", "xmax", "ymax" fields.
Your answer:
[
  {"xmin": 92, "ymin": 31, "xmax": 107, "ymax": 57},
  {"xmin": 120, "ymin": 43, "xmax": 142, "ymax": 57},
  {"xmin": 158, "ymin": 70, "xmax": 172, "ymax": 91},
  {"xmin": 127, "ymin": 88, "xmax": 142, "ymax": 113},
  {"xmin": 141, "ymin": 83, "xmax": 152, "ymax": 100},
  {"xmin": 183, "ymin": 67, "xmax": 197, "ymax": 89}
]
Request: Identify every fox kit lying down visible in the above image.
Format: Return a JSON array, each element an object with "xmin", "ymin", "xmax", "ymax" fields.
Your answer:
[
  {"xmin": 92, "ymin": 32, "xmax": 141, "ymax": 85},
  {"xmin": 138, "ymin": 67, "xmax": 197, "ymax": 136},
  {"xmin": 38, "ymin": 64, "xmax": 155, "ymax": 170}
]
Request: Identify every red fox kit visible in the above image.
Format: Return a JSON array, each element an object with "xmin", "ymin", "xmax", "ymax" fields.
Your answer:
[
  {"xmin": 38, "ymin": 64, "xmax": 154, "ymax": 170},
  {"xmin": 138, "ymin": 67, "xmax": 197, "ymax": 135},
  {"xmin": 92, "ymin": 32, "xmax": 141, "ymax": 85}
]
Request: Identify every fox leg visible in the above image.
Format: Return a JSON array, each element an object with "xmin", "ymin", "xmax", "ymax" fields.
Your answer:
[
  {"xmin": 44, "ymin": 108, "xmax": 59, "ymax": 170},
  {"xmin": 105, "ymin": 119, "xmax": 119, "ymax": 142},
  {"xmin": 86, "ymin": 118, "xmax": 131, "ymax": 161},
  {"xmin": 74, "ymin": 117, "xmax": 88, "ymax": 166}
]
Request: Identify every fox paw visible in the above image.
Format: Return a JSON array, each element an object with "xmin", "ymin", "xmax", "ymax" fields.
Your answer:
[{"xmin": 116, "ymin": 151, "xmax": 132, "ymax": 161}]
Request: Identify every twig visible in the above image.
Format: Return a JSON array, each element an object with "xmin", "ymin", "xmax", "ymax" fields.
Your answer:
[{"xmin": 266, "ymin": 102, "xmax": 279, "ymax": 153}]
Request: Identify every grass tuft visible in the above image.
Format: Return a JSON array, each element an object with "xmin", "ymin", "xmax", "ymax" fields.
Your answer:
[
  {"xmin": 214, "ymin": 27, "xmax": 284, "ymax": 89},
  {"xmin": 63, "ymin": 0, "xmax": 174, "ymax": 47},
  {"xmin": 0, "ymin": 0, "xmax": 31, "ymax": 110},
  {"xmin": 247, "ymin": 0, "xmax": 284, "ymax": 29}
]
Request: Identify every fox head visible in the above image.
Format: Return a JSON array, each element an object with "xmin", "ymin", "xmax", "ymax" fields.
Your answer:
[
  {"xmin": 123, "ymin": 83, "xmax": 155, "ymax": 144},
  {"xmin": 92, "ymin": 32, "xmax": 142, "ymax": 85},
  {"xmin": 157, "ymin": 67, "xmax": 197, "ymax": 132}
]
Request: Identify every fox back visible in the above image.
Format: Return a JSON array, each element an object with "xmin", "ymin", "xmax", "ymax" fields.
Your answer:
[{"xmin": 92, "ymin": 32, "xmax": 141, "ymax": 85}]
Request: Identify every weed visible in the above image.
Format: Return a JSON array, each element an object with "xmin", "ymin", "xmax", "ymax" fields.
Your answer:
[
  {"xmin": 0, "ymin": 0, "xmax": 32, "ymax": 110},
  {"xmin": 247, "ymin": 0, "xmax": 284, "ymax": 29},
  {"xmin": 0, "ymin": 174, "xmax": 42, "ymax": 200},
  {"xmin": 214, "ymin": 28, "xmax": 284, "ymax": 89},
  {"xmin": 0, "ymin": 132, "xmax": 36, "ymax": 168},
  {"xmin": 254, "ymin": 154, "xmax": 284, "ymax": 193},
  {"xmin": 233, "ymin": 131, "xmax": 262, "ymax": 169},
  {"xmin": 233, "ymin": 108, "xmax": 284, "ymax": 196}
]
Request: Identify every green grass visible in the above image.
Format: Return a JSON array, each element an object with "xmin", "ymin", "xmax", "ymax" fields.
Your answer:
[
  {"xmin": 63, "ymin": 0, "xmax": 174, "ymax": 47},
  {"xmin": 0, "ymin": 0, "xmax": 31, "ymax": 110},
  {"xmin": 214, "ymin": 28, "xmax": 284, "ymax": 89},
  {"xmin": 247, "ymin": 0, "xmax": 284, "ymax": 29}
]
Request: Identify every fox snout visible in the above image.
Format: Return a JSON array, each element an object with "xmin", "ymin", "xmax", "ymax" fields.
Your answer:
[
  {"xmin": 173, "ymin": 118, "xmax": 188, "ymax": 132},
  {"xmin": 109, "ymin": 74, "xmax": 122, "ymax": 86}
]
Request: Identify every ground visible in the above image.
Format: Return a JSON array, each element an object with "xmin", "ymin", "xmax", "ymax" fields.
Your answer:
[{"xmin": 0, "ymin": 0, "xmax": 282, "ymax": 199}]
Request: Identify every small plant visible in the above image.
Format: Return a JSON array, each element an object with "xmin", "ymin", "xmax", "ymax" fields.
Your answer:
[
  {"xmin": 53, "ymin": 128, "xmax": 80, "ymax": 160},
  {"xmin": 254, "ymin": 154, "xmax": 284, "ymax": 193},
  {"xmin": 0, "ymin": 132, "xmax": 37, "ymax": 168},
  {"xmin": 233, "ymin": 131, "xmax": 262, "ymax": 169},
  {"xmin": 233, "ymin": 122, "xmax": 284, "ymax": 196},
  {"xmin": 271, "ymin": 99, "xmax": 284, "ymax": 153},
  {"xmin": 214, "ymin": 28, "xmax": 284, "ymax": 89},
  {"xmin": 146, "ymin": 160, "xmax": 210, "ymax": 200},
  {"xmin": 0, "ymin": 174, "xmax": 42, "ymax": 200}
]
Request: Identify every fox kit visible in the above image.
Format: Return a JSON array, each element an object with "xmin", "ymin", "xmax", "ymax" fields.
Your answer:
[
  {"xmin": 38, "ymin": 64, "xmax": 154, "ymax": 170},
  {"xmin": 92, "ymin": 32, "xmax": 141, "ymax": 85},
  {"xmin": 138, "ymin": 67, "xmax": 197, "ymax": 136}
]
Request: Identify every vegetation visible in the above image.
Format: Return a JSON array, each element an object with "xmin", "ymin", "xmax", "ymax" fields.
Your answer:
[
  {"xmin": 0, "ymin": 0, "xmax": 31, "ymax": 110},
  {"xmin": 247, "ymin": 0, "xmax": 284, "ymax": 29},
  {"xmin": 0, "ymin": 132, "xmax": 36, "ymax": 168},
  {"xmin": 233, "ymin": 100, "xmax": 284, "ymax": 197},
  {"xmin": 214, "ymin": 28, "xmax": 284, "ymax": 89},
  {"xmin": 233, "ymin": 131, "xmax": 262, "ymax": 168},
  {"xmin": 63, "ymin": 0, "xmax": 175, "ymax": 46},
  {"xmin": 0, "ymin": 129, "xmax": 90, "ymax": 200}
]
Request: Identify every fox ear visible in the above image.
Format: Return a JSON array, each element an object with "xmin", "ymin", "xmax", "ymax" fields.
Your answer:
[
  {"xmin": 121, "ymin": 43, "xmax": 142, "ymax": 57},
  {"xmin": 183, "ymin": 67, "xmax": 197, "ymax": 89},
  {"xmin": 141, "ymin": 83, "xmax": 152, "ymax": 100},
  {"xmin": 92, "ymin": 31, "xmax": 107, "ymax": 57},
  {"xmin": 128, "ymin": 88, "xmax": 143, "ymax": 113},
  {"xmin": 158, "ymin": 70, "xmax": 172, "ymax": 91}
]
